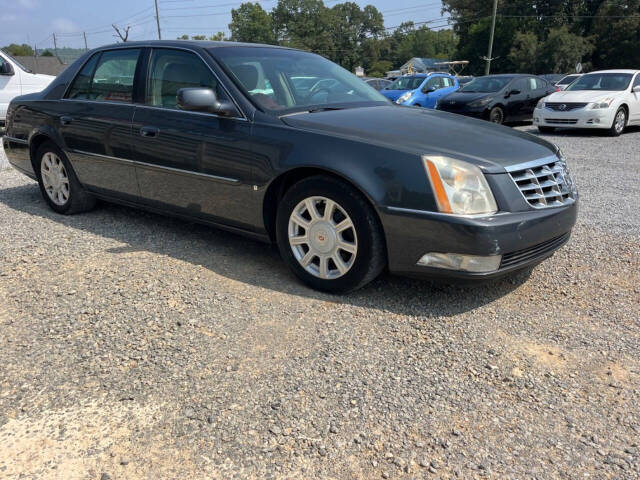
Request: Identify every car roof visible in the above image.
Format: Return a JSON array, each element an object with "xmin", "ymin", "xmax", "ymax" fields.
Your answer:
[{"xmin": 95, "ymin": 40, "xmax": 293, "ymax": 51}]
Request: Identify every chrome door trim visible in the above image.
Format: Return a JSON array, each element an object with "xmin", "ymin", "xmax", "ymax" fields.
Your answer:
[{"xmin": 70, "ymin": 149, "xmax": 241, "ymax": 185}]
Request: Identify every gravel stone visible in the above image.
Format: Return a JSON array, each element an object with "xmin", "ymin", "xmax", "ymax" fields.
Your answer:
[{"xmin": 1, "ymin": 129, "xmax": 639, "ymax": 478}]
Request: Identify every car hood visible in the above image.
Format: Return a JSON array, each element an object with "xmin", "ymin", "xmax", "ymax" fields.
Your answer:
[
  {"xmin": 281, "ymin": 105, "xmax": 556, "ymax": 173},
  {"xmin": 381, "ymin": 89, "xmax": 411, "ymax": 101},
  {"xmin": 544, "ymin": 90, "xmax": 625, "ymax": 102},
  {"xmin": 440, "ymin": 91, "xmax": 494, "ymax": 105}
]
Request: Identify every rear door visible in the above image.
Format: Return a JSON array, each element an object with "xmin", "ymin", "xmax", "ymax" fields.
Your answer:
[
  {"xmin": 131, "ymin": 47, "xmax": 256, "ymax": 229},
  {"xmin": 630, "ymin": 73, "xmax": 640, "ymax": 123},
  {"xmin": 60, "ymin": 48, "xmax": 142, "ymax": 199}
]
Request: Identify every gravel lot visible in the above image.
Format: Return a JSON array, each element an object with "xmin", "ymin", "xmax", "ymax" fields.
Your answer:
[{"xmin": 1, "ymin": 127, "xmax": 639, "ymax": 479}]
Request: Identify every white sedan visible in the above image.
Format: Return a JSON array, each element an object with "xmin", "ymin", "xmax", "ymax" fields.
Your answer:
[{"xmin": 533, "ymin": 69, "xmax": 640, "ymax": 136}]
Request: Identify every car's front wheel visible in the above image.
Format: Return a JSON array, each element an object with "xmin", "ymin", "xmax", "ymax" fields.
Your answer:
[
  {"xmin": 36, "ymin": 141, "xmax": 96, "ymax": 214},
  {"xmin": 489, "ymin": 106, "xmax": 504, "ymax": 124},
  {"xmin": 276, "ymin": 175, "xmax": 386, "ymax": 293},
  {"xmin": 608, "ymin": 107, "xmax": 626, "ymax": 136}
]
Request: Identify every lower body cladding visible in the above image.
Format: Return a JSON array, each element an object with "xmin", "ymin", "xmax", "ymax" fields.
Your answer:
[
  {"xmin": 533, "ymin": 107, "xmax": 614, "ymax": 129},
  {"xmin": 379, "ymin": 201, "xmax": 577, "ymax": 280}
]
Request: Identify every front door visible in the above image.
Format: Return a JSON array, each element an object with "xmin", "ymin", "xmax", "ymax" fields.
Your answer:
[
  {"xmin": 59, "ymin": 48, "xmax": 142, "ymax": 199},
  {"xmin": 630, "ymin": 74, "xmax": 640, "ymax": 123},
  {"xmin": 505, "ymin": 78, "xmax": 529, "ymax": 121},
  {"xmin": 131, "ymin": 48, "xmax": 257, "ymax": 230}
]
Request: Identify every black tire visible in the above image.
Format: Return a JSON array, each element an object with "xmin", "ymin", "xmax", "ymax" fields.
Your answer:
[
  {"xmin": 35, "ymin": 141, "xmax": 96, "ymax": 214},
  {"xmin": 275, "ymin": 175, "xmax": 386, "ymax": 293},
  {"xmin": 538, "ymin": 126, "xmax": 555, "ymax": 134},
  {"xmin": 414, "ymin": 103, "xmax": 421, "ymax": 107},
  {"xmin": 489, "ymin": 106, "xmax": 504, "ymax": 124},
  {"xmin": 607, "ymin": 107, "xmax": 626, "ymax": 137}
]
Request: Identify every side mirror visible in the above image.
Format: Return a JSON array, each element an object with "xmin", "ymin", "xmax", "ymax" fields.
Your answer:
[
  {"xmin": 505, "ymin": 89, "xmax": 520, "ymax": 98},
  {"xmin": 633, "ymin": 85, "xmax": 640, "ymax": 93},
  {"xmin": 0, "ymin": 61, "xmax": 15, "ymax": 76},
  {"xmin": 424, "ymin": 86, "xmax": 437, "ymax": 93},
  {"xmin": 177, "ymin": 87, "xmax": 237, "ymax": 117}
]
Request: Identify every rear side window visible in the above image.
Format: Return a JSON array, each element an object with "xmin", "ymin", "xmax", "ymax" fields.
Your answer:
[
  {"xmin": 146, "ymin": 48, "xmax": 227, "ymax": 110},
  {"xmin": 66, "ymin": 53, "xmax": 100, "ymax": 99},
  {"xmin": 67, "ymin": 49, "xmax": 141, "ymax": 103}
]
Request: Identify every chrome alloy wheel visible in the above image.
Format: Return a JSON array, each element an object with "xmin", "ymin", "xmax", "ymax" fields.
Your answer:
[
  {"xmin": 41, "ymin": 152, "xmax": 70, "ymax": 206},
  {"xmin": 288, "ymin": 196, "xmax": 358, "ymax": 280},
  {"xmin": 614, "ymin": 109, "xmax": 626, "ymax": 134}
]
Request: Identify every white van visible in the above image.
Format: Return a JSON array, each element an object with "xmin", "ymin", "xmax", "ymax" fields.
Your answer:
[{"xmin": 0, "ymin": 50, "xmax": 55, "ymax": 125}]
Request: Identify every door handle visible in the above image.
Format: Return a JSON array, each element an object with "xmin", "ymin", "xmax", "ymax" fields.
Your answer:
[
  {"xmin": 60, "ymin": 116, "xmax": 73, "ymax": 126},
  {"xmin": 140, "ymin": 126, "xmax": 159, "ymax": 138}
]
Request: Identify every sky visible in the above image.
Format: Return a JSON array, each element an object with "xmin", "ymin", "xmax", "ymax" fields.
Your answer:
[{"xmin": 0, "ymin": 0, "xmax": 448, "ymax": 51}]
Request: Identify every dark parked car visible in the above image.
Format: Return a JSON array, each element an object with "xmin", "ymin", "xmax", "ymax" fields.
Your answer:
[
  {"xmin": 2, "ymin": 41, "xmax": 578, "ymax": 293},
  {"xmin": 436, "ymin": 74, "xmax": 556, "ymax": 124},
  {"xmin": 363, "ymin": 77, "xmax": 392, "ymax": 91}
]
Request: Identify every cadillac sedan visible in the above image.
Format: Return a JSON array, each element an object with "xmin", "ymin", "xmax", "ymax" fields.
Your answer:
[{"xmin": 2, "ymin": 41, "xmax": 577, "ymax": 293}]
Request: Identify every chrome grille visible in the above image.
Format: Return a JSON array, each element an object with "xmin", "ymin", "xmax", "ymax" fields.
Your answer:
[
  {"xmin": 544, "ymin": 102, "xmax": 588, "ymax": 111},
  {"xmin": 507, "ymin": 157, "xmax": 576, "ymax": 209}
]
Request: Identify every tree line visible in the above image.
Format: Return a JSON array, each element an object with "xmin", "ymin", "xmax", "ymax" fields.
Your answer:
[{"xmin": 4, "ymin": 0, "xmax": 638, "ymax": 76}]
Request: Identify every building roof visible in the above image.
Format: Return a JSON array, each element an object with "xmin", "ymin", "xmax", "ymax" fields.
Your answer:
[
  {"xmin": 398, "ymin": 57, "xmax": 450, "ymax": 73},
  {"xmin": 14, "ymin": 56, "xmax": 67, "ymax": 76}
]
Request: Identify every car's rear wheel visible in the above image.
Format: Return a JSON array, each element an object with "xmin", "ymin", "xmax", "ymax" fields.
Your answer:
[
  {"xmin": 608, "ymin": 107, "xmax": 626, "ymax": 136},
  {"xmin": 489, "ymin": 106, "xmax": 504, "ymax": 124},
  {"xmin": 538, "ymin": 126, "xmax": 555, "ymax": 134},
  {"xmin": 36, "ymin": 141, "xmax": 96, "ymax": 214},
  {"xmin": 276, "ymin": 175, "xmax": 386, "ymax": 293}
]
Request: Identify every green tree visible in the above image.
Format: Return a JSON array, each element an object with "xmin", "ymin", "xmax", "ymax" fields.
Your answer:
[
  {"xmin": 271, "ymin": 0, "xmax": 333, "ymax": 53},
  {"xmin": 41, "ymin": 50, "xmax": 54, "ymax": 57},
  {"xmin": 229, "ymin": 3, "xmax": 276, "ymax": 44},
  {"xmin": 508, "ymin": 31, "xmax": 539, "ymax": 73},
  {"xmin": 591, "ymin": 0, "xmax": 640, "ymax": 69},
  {"xmin": 3, "ymin": 43, "xmax": 34, "ymax": 56},
  {"xmin": 539, "ymin": 26, "xmax": 594, "ymax": 73}
]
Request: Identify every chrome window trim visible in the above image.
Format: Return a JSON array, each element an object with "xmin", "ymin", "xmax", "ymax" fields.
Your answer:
[
  {"xmin": 70, "ymin": 149, "xmax": 241, "ymax": 185},
  {"xmin": 61, "ymin": 45, "xmax": 247, "ymax": 121}
]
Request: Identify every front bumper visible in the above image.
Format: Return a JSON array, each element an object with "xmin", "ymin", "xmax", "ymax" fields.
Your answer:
[
  {"xmin": 533, "ymin": 107, "xmax": 614, "ymax": 129},
  {"xmin": 379, "ymin": 200, "xmax": 577, "ymax": 280}
]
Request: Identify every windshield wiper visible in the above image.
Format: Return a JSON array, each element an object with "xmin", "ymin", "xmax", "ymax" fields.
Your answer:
[{"xmin": 307, "ymin": 106, "xmax": 345, "ymax": 113}]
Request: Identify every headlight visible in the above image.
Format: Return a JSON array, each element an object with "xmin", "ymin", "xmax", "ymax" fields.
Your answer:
[
  {"xmin": 396, "ymin": 92, "xmax": 413, "ymax": 104},
  {"xmin": 468, "ymin": 97, "xmax": 491, "ymax": 108},
  {"xmin": 589, "ymin": 97, "xmax": 614, "ymax": 109},
  {"xmin": 423, "ymin": 155, "xmax": 497, "ymax": 215},
  {"xmin": 536, "ymin": 99, "xmax": 545, "ymax": 109}
]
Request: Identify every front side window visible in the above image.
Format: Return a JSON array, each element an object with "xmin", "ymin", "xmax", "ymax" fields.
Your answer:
[
  {"xmin": 567, "ymin": 73, "xmax": 632, "ymax": 91},
  {"xmin": 424, "ymin": 77, "xmax": 441, "ymax": 91},
  {"xmin": 67, "ymin": 49, "xmax": 140, "ymax": 102},
  {"xmin": 388, "ymin": 76, "xmax": 426, "ymax": 90},
  {"xmin": 513, "ymin": 78, "xmax": 529, "ymax": 92},
  {"xmin": 212, "ymin": 47, "xmax": 387, "ymax": 113},
  {"xmin": 146, "ymin": 48, "xmax": 228, "ymax": 110}
]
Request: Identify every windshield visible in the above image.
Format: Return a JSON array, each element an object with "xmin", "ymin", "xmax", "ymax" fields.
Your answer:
[
  {"xmin": 567, "ymin": 73, "xmax": 633, "ymax": 91},
  {"xmin": 0, "ymin": 49, "xmax": 33, "ymax": 73},
  {"xmin": 387, "ymin": 76, "xmax": 425, "ymax": 90},
  {"xmin": 557, "ymin": 74, "xmax": 580, "ymax": 85},
  {"xmin": 460, "ymin": 76, "xmax": 513, "ymax": 93},
  {"xmin": 211, "ymin": 47, "xmax": 388, "ymax": 113}
]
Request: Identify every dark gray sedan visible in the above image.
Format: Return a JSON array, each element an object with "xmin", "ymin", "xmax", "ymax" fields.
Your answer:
[{"xmin": 2, "ymin": 41, "xmax": 577, "ymax": 293}]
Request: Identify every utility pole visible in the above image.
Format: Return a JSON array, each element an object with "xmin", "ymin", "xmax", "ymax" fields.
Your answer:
[
  {"xmin": 52, "ymin": 33, "xmax": 58, "ymax": 59},
  {"xmin": 154, "ymin": 0, "xmax": 162, "ymax": 40},
  {"xmin": 484, "ymin": 0, "xmax": 498, "ymax": 75},
  {"xmin": 83, "ymin": 32, "xmax": 88, "ymax": 51},
  {"xmin": 33, "ymin": 44, "xmax": 38, "ymax": 73}
]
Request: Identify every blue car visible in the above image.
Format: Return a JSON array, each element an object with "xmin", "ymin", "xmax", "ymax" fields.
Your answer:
[{"xmin": 381, "ymin": 73, "xmax": 459, "ymax": 109}]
